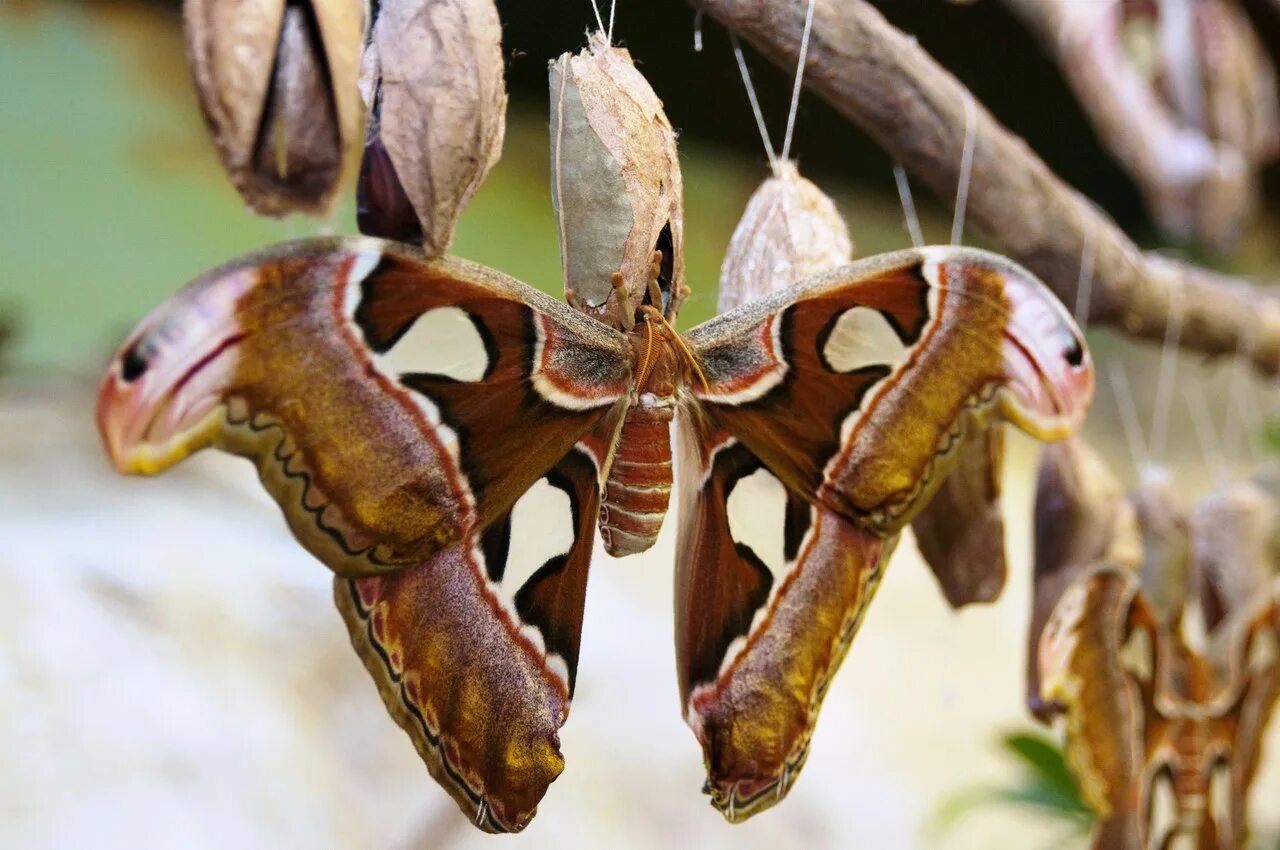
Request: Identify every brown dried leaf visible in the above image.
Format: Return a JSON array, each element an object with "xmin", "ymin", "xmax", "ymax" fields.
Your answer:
[
  {"xmin": 549, "ymin": 33, "xmax": 686, "ymax": 327},
  {"xmin": 357, "ymin": 0, "xmax": 507, "ymax": 254}
]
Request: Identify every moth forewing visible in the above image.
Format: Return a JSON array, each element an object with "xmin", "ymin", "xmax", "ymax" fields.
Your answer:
[
  {"xmin": 357, "ymin": 0, "xmax": 507, "ymax": 253},
  {"xmin": 183, "ymin": 0, "xmax": 364, "ymax": 216},
  {"xmin": 549, "ymin": 32, "xmax": 686, "ymax": 327},
  {"xmin": 717, "ymin": 160, "xmax": 852, "ymax": 314},
  {"xmin": 1027, "ymin": 438, "xmax": 1140, "ymax": 717}
]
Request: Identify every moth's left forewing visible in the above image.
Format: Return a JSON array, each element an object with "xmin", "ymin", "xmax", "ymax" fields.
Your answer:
[
  {"xmin": 686, "ymin": 247, "xmax": 1094, "ymax": 535},
  {"xmin": 97, "ymin": 237, "xmax": 630, "ymax": 577},
  {"xmin": 673, "ymin": 413, "xmax": 895, "ymax": 821},
  {"xmin": 335, "ymin": 446, "xmax": 602, "ymax": 833}
]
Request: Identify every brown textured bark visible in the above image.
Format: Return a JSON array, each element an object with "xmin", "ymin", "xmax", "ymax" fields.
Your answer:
[{"xmin": 686, "ymin": 0, "xmax": 1280, "ymax": 376}]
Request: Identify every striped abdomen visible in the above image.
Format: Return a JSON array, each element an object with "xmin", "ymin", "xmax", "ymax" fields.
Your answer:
[{"xmin": 600, "ymin": 394, "xmax": 674, "ymax": 556}]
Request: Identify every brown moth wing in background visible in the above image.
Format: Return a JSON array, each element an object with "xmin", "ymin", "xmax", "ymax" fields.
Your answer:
[
  {"xmin": 1225, "ymin": 598, "xmax": 1280, "ymax": 846},
  {"xmin": 549, "ymin": 32, "xmax": 686, "ymax": 326},
  {"xmin": 673, "ymin": 417, "xmax": 895, "ymax": 822},
  {"xmin": 688, "ymin": 248, "xmax": 1094, "ymax": 537},
  {"xmin": 1037, "ymin": 567, "xmax": 1158, "ymax": 849},
  {"xmin": 1193, "ymin": 480, "xmax": 1280, "ymax": 842},
  {"xmin": 184, "ymin": 0, "xmax": 363, "ymax": 216},
  {"xmin": 96, "ymin": 238, "xmax": 630, "ymax": 578},
  {"xmin": 1027, "ymin": 438, "xmax": 1140, "ymax": 716},
  {"xmin": 335, "ymin": 446, "xmax": 602, "ymax": 834},
  {"xmin": 357, "ymin": 0, "xmax": 507, "ymax": 253}
]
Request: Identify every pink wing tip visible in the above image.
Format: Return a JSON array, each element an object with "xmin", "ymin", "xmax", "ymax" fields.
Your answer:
[{"xmin": 96, "ymin": 266, "xmax": 257, "ymax": 474}]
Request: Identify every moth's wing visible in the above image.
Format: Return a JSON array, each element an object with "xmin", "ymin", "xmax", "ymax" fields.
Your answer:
[
  {"xmin": 911, "ymin": 425, "xmax": 1007, "ymax": 608},
  {"xmin": 98, "ymin": 237, "xmax": 630, "ymax": 577},
  {"xmin": 673, "ymin": 412, "xmax": 895, "ymax": 822},
  {"xmin": 335, "ymin": 446, "xmax": 602, "ymax": 833},
  {"xmin": 1037, "ymin": 566, "xmax": 1157, "ymax": 839},
  {"xmin": 685, "ymin": 246, "xmax": 1093, "ymax": 536},
  {"xmin": 1027, "ymin": 439, "xmax": 1141, "ymax": 717},
  {"xmin": 1218, "ymin": 593, "xmax": 1280, "ymax": 834}
]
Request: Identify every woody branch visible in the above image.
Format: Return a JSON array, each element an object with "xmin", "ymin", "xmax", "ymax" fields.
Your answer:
[{"xmin": 686, "ymin": 0, "xmax": 1280, "ymax": 377}]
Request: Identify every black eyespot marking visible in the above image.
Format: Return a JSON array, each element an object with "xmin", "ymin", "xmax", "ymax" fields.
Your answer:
[
  {"xmin": 1064, "ymin": 331, "xmax": 1085, "ymax": 368},
  {"xmin": 120, "ymin": 338, "xmax": 150, "ymax": 383}
]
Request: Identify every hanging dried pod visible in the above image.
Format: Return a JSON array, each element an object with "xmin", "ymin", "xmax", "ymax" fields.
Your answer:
[
  {"xmin": 357, "ymin": 0, "xmax": 507, "ymax": 253},
  {"xmin": 184, "ymin": 0, "xmax": 364, "ymax": 216},
  {"xmin": 549, "ymin": 32, "xmax": 686, "ymax": 327},
  {"xmin": 716, "ymin": 160, "xmax": 852, "ymax": 314},
  {"xmin": 911, "ymin": 427, "xmax": 1013, "ymax": 608}
]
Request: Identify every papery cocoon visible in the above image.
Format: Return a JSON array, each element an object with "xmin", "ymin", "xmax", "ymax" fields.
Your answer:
[
  {"xmin": 717, "ymin": 161, "xmax": 852, "ymax": 314},
  {"xmin": 549, "ymin": 32, "xmax": 686, "ymax": 325},
  {"xmin": 184, "ymin": 0, "xmax": 364, "ymax": 216},
  {"xmin": 357, "ymin": 0, "xmax": 507, "ymax": 254}
]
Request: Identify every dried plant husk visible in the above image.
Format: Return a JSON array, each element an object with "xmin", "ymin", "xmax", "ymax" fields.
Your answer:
[
  {"xmin": 184, "ymin": 0, "xmax": 363, "ymax": 217},
  {"xmin": 357, "ymin": 0, "xmax": 507, "ymax": 254},
  {"xmin": 716, "ymin": 160, "xmax": 852, "ymax": 314},
  {"xmin": 549, "ymin": 32, "xmax": 686, "ymax": 327}
]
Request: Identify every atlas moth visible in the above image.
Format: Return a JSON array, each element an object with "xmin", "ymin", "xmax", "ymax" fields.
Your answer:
[
  {"xmin": 691, "ymin": 40, "xmax": 1026, "ymax": 814},
  {"xmin": 1029, "ymin": 439, "xmax": 1280, "ymax": 850},
  {"xmin": 94, "ymin": 20, "xmax": 1095, "ymax": 837}
]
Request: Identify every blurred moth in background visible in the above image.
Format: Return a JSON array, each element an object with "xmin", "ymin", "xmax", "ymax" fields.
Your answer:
[
  {"xmin": 1030, "ymin": 442, "xmax": 1280, "ymax": 849},
  {"xmin": 998, "ymin": 0, "xmax": 1280, "ymax": 251},
  {"xmin": 356, "ymin": 0, "xmax": 507, "ymax": 253},
  {"xmin": 183, "ymin": 0, "xmax": 364, "ymax": 216}
]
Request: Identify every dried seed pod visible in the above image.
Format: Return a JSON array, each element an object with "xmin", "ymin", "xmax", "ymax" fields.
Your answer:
[
  {"xmin": 357, "ymin": 0, "xmax": 507, "ymax": 254},
  {"xmin": 184, "ymin": 0, "xmax": 363, "ymax": 216},
  {"xmin": 549, "ymin": 33, "xmax": 686, "ymax": 327},
  {"xmin": 716, "ymin": 160, "xmax": 852, "ymax": 314}
]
